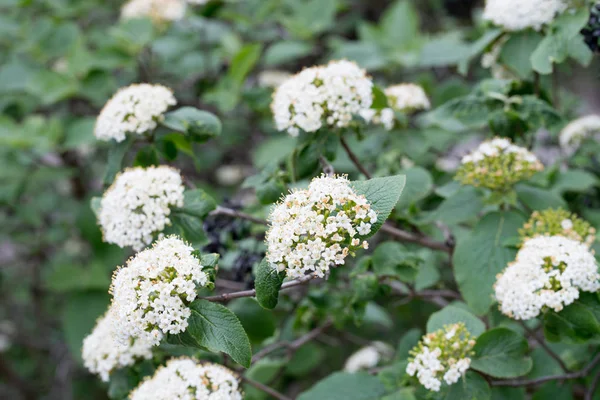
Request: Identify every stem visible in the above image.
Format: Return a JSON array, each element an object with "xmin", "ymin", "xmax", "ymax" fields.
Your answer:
[
  {"xmin": 201, "ymin": 272, "xmax": 320, "ymax": 302},
  {"xmin": 241, "ymin": 376, "xmax": 292, "ymax": 400},
  {"xmin": 340, "ymin": 136, "xmax": 372, "ymax": 179},
  {"xmin": 586, "ymin": 369, "xmax": 600, "ymax": 400},
  {"xmin": 520, "ymin": 321, "xmax": 569, "ymax": 373},
  {"xmin": 491, "ymin": 353, "xmax": 600, "ymax": 387},
  {"xmin": 380, "ymin": 223, "xmax": 453, "ymax": 253},
  {"xmin": 209, "ymin": 206, "xmax": 268, "ymax": 226}
]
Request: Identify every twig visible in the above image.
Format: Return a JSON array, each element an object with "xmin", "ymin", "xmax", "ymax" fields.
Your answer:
[
  {"xmin": 0, "ymin": 355, "xmax": 36, "ymax": 400},
  {"xmin": 340, "ymin": 136, "xmax": 372, "ymax": 179},
  {"xmin": 201, "ymin": 273, "xmax": 320, "ymax": 302},
  {"xmin": 586, "ymin": 369, "xmax": 600, "ymax": 400},
  {"xmin": 380, "ymin": 223, "xmax": 453, "ymax": 253},
  {"xmin": 491, "ymin": 353, "xmax": 600, "ymax": 387},
  {"xmin": 252, "ymin": 321, "xmax": 333, "ymax": 363},
  {"xmin": 520, "ymin": 321, "xmax": 569, "ymax": 373},
  {"xmin": 241, "ymin": 375, "xmax": 292, "ymax": 400},
  {"xmin": 209, "ymin": 206, "xmax": 268, "ymax": 226}
]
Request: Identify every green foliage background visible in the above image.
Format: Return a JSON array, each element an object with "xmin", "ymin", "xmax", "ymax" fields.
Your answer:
[{"xmin": 2, "ymin": 0, "xmax": 600, "ymax": 399}]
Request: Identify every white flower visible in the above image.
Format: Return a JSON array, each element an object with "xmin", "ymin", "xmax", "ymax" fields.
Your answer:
[
  {"xmin": 98, "ymin": 166, "xmax": 185, "ymax": 250},
  {"xmin": 129, "ymin": 358, "xmax": 242, "ymax": 400},
  {"xmin": 443, "ymin": 358, "xmax": 471, "ymax": 385},
  {"xmin": 266, "ymin": 175, "xmax": 375, "ymax": 279},
  {"xmin": 95, "ymin": 83, "xmax": 176, "ymax": 142},
  {"xmin": 121, "ymin": 0, "xmax": 187, "ymax": 23},
  {"xmin": 559, "ymin": 115, "xmax": 600, "ymax": 155},
  {"xmin": 82, "ymin": 306, "xmax": 153, "ymax": 382},
  {"xmin": 561, "ymin": 219, "xmax": 573, "ymax": 230},
  {"xmin": 384, "ymin": 83, "xmax": 430, "ymax": 112},
  {"xmin": 495, "ymin": 236, "xmax": 600, "ymax": 320},
  {"xmin": 344, "ymin": 342, "xmax": 392, "ymax": 373},
  {"xmin": 460, "ymin": 137, "xmax": 539, "ymax": 165},
  {"xmin": 359, "ymin": 108, "xmax": 395, "ymax": 131},
  {"xmin": 483, "ymin": 0, "xmax": 567, "ymax": 31},
  {"xmin": 271, "ymin": 60, "xmax": 373, "ymax": 136},
  {"xmin": 258, "ymin": 70, "xmax": 293, "ymax": 88},
  {"xmin": 111, "ymin": 236, "xmax": 209, "ymax": 346}
]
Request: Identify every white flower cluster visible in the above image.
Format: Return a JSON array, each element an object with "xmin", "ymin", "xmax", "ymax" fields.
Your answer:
[
  {"xmin": 359, "ymin": 108, "xmax": 395, "ymax": 131},
  {"xmin": 95, "ymin": 83, "xmax": 176, "ymax": 142},
  {"xmin": 460, "ymin": 137, "xmax": 539, "ymax": 165},
  {"xmin": 481, "ymin": 37, "xmax": 515, "ymax": 80},
  {"xmin": 406, "ymin": 324, "xmax": 474, "ymax": 392},
  {"xmin": 483, "ymin": 0, "xmax": 567, "ymax": 31},
  {"xmin": 385, "ymin": 83, "xmax": 431, "ymax": 112},
  {"xmin": 99, "ymin": 166, "xmax": 185, "ymax": 250},
  {"xmin": 82, "ymin": 306, "xmax": 153, "ymax": 382},
  {"xmin": 266, "ymin": 175, "xmax": 376, "ymax": 279},
  {"xmin": 129, "ymin": 358, "xmax": 242, "ymax": 400},
  {"xmin": 271, "ymin": 60, "xmax": 373, "ymax": 136},
  {"xmin": 121, "ymin": 0, "xmax": 187, "ymax": 23},
  {"xmin": 495, "ymin": 236, "xmax": 600, "ymax": 320},
  {"xmin": 111, "ymin": 236, "xmax": 209, "ymax": 346},
  {"xmin": 344, "ymin": 342, "xmax": 392, "ymax": 373},
  {"xmin": 559, "ymin": 115, "xmax": 600, "ymax": 155}
]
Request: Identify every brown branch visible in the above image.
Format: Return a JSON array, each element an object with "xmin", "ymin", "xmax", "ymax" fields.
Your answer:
[
  {"xmin": 201, "ymin": 273, "xmax": 320, "ymax": 302},
  {"xmin": 252, "ymin": 320, "xmax": 333, "ymax": 363},
  {"xmin": 586, "ymin": 368, "xmax": 600, "ymax": 400},
  {"xmin": 491, "ymin": 352, "xmax": 600, "ymax": 387},
  {"xmin": 340, "ymin": 136, "xmax": 372, "ymax": 179},
  {"xmin": 209, "ymin": 206, "xmax": 268, "ymax": 226},
  {"xmin": 241, "ymin": 375, "xmax": 292, "ymax": 400},
  {"xmin": 380, "ymin": 223, "xmax": 453, "ymax": 253},
  {"xmin": 520, "ymin": 321, "xmax": 569, "ymax": 373}
]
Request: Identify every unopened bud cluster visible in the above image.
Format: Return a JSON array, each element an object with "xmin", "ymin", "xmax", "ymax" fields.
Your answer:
[
  {"xmin": 519, "ymin": 208, "xmax": 596, "ymax": 247},
  {"xmin": 456, "ymin": 137, "xmax": 543, "ymax": 191},
  {"xmin": 406, "ymin": 323, "xmax": 475, "ymax": 392}
]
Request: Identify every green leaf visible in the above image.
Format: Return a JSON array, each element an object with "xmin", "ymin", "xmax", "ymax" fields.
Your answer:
[
  {"xmin": 442, "ymin": 371, "xmax": 491, "ymax": 400},
  {"xmin": 161, "ymin": 107, "xmax": 222, "ymax": 142},
  {"xmin": 372, "ymin": 241, "xmax": 420, "ymax": 283},
  {"xmin": 351, "ymin": 174, "xmax": 406, "ymax": 236},
  {"xmin": 396, "ymin": 167, "xmax": 433, "ymax": 209},
  {"xmin": 229, "ymin": 298, "xmax": 276, "ymax": 344},
  {"xmin": 297, "ymin": 372, "xmax": 386, "ymax": 400},
  {"xmin": 544, "ymin": 299, "xmax": 600, "ymax": 343},
  {"xmin": 167, "ymin": 299, "xmax": 252, "ymax": 367},
  {"xmin": 103, "ymin": 136, "xmax": 134, "ymax": 185},
  {"xmin": 423, "ymin": 186, "xmax": 484, "ymax": 225},
  {"xmin": 174, "ymin": 189, "xmax": 216, "ymax": 219},
  {"xmin": 264, "ymin": 40, "xmax": 312, "ymax": 66},
  {"xmin": 168, "ymin": 213, "xmax": 208, "ymax": 248},
  {"xmin": 243, "ymin": 358, "xmax": 287, "ymax": 399},
  {"xmin": 515, "ymin": 184, "xmax": 567, "ymax": 210},
  {"xmin": 372, "ymin": 85, "xmax": 389, "ymax": 110},
  {"xmin": 380, "ymin": 388, "xmax": 416, "ymax": 400},
  {"xmin": 396, "ymin": 328, "xmax": 422, "ymax": 360},
  {"xmin": 552, "ymin": 169, "xmax": 597, "ymax": 194},
  {"xmin": 471, "ymin": 328, "xmax": 533, "ymax": 378},
  {"xmin": 499, "ymin": 31, "xmax": 543, "ymax": 79},
  {"xmin": 108, "ymin": 368, "xmax": 139, "ymax": 400},
  {"xmin": 254, "ymin": 258, "xmax": 285, "ymax": 310},
  {"xmin": 427, "ymin": 305, "xmax": 485, "ymax": 337},
  {"xmin": 453, "ymin": 211, "xmax": 525, "ymax": 315},
  {"xmin": 90, "ymin": 197, "xmax": 101, "ymax": 218}
]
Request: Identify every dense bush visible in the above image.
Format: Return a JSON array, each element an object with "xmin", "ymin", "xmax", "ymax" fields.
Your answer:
[{"xmin": 3, "ymin": 0, "xmax": 600, "ymax": 399}]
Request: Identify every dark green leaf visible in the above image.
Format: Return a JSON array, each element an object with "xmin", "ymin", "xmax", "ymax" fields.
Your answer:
[
  {"xmin": 297, "ymin": 372, "xmax": 386, "ymax": 400},
  {"xmin": 103, "ymin": 136, "xmax": 134, "ymax": 185},
  {"xmin": 471, "ymin": 328, "xmax": 533, "ymax": 378},
  {"xmin": 161, "ymin": 107, "xmax": 222, "ymax": 142},
  {"xmin": 174, "ymin": 189, "xmax": 216, "ymax": 219},
  {"xmin": 254, "ymin": 258, "xmax": 285, "ymax": 310},
  {"xmin": 427, "ymin": 305, "xmax": 485, "ymax": 337},
  {"xmin": 442, "ymin": 371, "xmax": 491, "ymax": 400},
  {"xmin": 167, "ymin": 299, "xmax": 252, "ymax": 367}
]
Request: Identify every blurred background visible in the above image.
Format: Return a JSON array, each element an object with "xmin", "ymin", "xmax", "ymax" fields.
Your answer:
[{"xmin": 1, "ymin": 0, "xmax": 598, "ymax": 398}]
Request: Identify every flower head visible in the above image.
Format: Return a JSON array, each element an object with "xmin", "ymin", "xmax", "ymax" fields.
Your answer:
[
  {"xmin": 519, "ymin": 208, "xmax": 596, "ymax": 247},
  {"xmin": 98, "ymin": 166, "xmax": 185, "ymax": 250},
  {"xmin": 82, "ymin": 306, "xmax": 153, "ymax": 382},
  {"xmin": 266, "ymin": 175, "xmax": 376, "ymax": 278},
  {"xmin": 385, "ymin": 83, "xmax": 430, "ymax": 112},
  {"xmin": 271, "ymin": 60, "xmax": 373, "ymax": 136},
  {"xmin": 359, "ymin": 108, "xmax": 395, "ymax": 131},
  {"xmin": 559, "ymin": 115, "xmax": 600, "ymax": 155},
  {"xmin": 129, "ymin": 358, "xmax": 242, "ymax": 400},
  {"xmin": 111, "ymin": 236, "xmax": 209, "ymax": 346},
  {"xmin": 95, "ymin": 83, "xmax": 176, "ymax": 142},
  {"xmin": 455, "ymin": 137, "xmax": 543, "ymax": 191},
  {"xmin": 121, "ymin": 0, "xmax": 187, "ymax": 23},
  {"xmin": 495, "ymin": 236, "xmax": 600, "ymax": 320},
  {"xmin": 406, "ymin": 323, "xmax": 475, "ymax": 392},
  {"xmin": 483, "ymin": 0, "xmax": 567, "ymax": 31}
]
